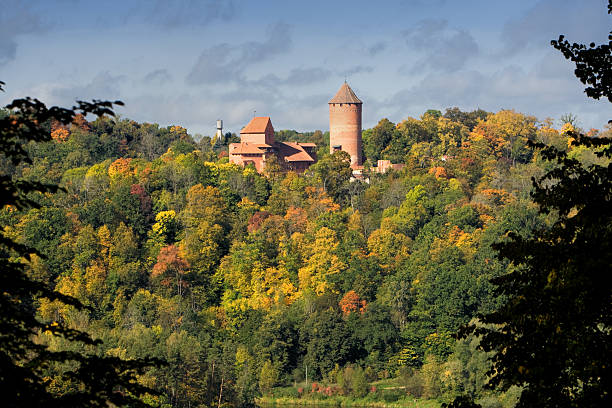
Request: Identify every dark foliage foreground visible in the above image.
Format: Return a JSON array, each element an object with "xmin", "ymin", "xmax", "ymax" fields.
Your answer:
[
  {"xmin": 449, "ymin": 2, "xmax": 612, "ymax": 407},
  {"xmin": 0, "ymin": 80, "xmax": 162, "ymax": 407}
]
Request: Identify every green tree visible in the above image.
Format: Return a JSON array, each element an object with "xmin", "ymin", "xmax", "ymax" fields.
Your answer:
[
  {"xmin": 443, "ymin": 107, "xmax": 490, "ymax": 132},
  {"xmin": 350, "ymin": 366, "xmax": 368, "ymax": 398},
  {"xmin": 311, "ymin": 150, "xmax": 352, "ymax": 203},
  {"xmin": 259, "ymin": 360, "xmax": 278, "ymax": 395},
  {"xmin": 363, "ymin": 118, "xmax": 397, "ymax": 163}
]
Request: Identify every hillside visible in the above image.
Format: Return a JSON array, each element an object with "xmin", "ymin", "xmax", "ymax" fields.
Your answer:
[{"xmin": 2, "ymin": 106, "xmax": 609, "ymax": 407}]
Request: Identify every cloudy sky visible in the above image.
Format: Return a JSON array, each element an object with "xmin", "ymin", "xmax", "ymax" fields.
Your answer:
[{"xmin": 1, "ymin": 0, "xmax": 610, "ymax": 137}]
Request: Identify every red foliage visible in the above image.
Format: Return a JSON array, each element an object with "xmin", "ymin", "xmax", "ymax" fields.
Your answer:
[
  {"xmin": 130, "ymin": 183, "xmax": 152, "ymax": 216},
  {"xmin": 247, "ymin": 211, "xmax": 271, "ymax": 233},
  {"xmin": 152, "ymin": 245, "xmax": 189, "ymax": 279}
]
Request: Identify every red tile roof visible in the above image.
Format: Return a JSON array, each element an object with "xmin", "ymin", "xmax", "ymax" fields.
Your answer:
[
  {"xmin": 329, "ymin": 82, "xmax": 362, "ymax": 104},
  {"xmin": 241, "ymin": 116, "xmax": 273, "ymax": 134},
  {"xmin": 230, "ymin": 141, "xmax": 315, "ymax": 162},
  {"xmin": 229, "ymin": 142, "xmax": 265, "ymax": 154},
  {"xmin": 277, "ymin": 142, "xmax": 315, "ymax": 162}
]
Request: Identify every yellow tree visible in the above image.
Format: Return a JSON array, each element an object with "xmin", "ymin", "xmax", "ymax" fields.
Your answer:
[
  {"xmin": 367, "ymin": 227, "xmax": 411, "ymax": 273},
  {"xmin": 298, "ymin": 227, "xmax": 346, "ymax": 295},
  {"xmin": 469, "ymin": 110, "xmax": 538, "ymax": 165},
  {"xmin": 250, "ymin": 266, "xmax": 297, "ymax": 309}
]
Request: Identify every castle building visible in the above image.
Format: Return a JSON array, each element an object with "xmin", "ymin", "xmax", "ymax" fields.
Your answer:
[
  {"xmin": 229, "ymin": 116, "xmax": 316, "ymax": 173},
  {"xmin": 329, "ymin": 82, "xmax": 363, "ymax": 168}
]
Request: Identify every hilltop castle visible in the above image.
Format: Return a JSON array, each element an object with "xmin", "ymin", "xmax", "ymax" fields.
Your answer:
[
  {"xmin": 229, "ymin": 82, "xmax": 364, "ymax": 173},
  {"xmin": 228, "ymin": 116, "xmax": 316, "ymax": 173}
]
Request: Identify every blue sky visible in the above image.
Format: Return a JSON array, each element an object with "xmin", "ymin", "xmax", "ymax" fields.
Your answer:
[{"xmin": 1, "ymin": 0, "xmax": 610, "ymax": 137}]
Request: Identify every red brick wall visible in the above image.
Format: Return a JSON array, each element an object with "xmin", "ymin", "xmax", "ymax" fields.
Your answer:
[
  {"xmin": 229, "ymin": 153, "xmax": 266, "ymax": 173},
  {"xmin": 240, "ymin": 128, "xmax": 274, "ymax": 145},
  {"xmin": 329, "ymin": 103, "xmax": 362, "ymax": 166},
  {"xmin": 240, "ymin": 132, "xmax": 266, "ymax": 144}
]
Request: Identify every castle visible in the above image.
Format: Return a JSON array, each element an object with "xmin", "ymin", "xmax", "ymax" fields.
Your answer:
[
  {"xmin": 228, "ymin": 117, "xmax": 317, "ymax": 173},
  {"xmin": 229, "ymin": 82, "xmax": 364, "ymax": 173}
]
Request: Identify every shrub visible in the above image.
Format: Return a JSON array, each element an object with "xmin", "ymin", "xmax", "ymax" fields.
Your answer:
[
  {"xmin": 350, "ymin": 366, "xmax": 368, "ymax": 398},
  {"xmin": 381, "ymin": 389, "xmax": 404, "ymax": 402},
  {"xmin": 404, "ymin": 372, "xmax": 425, "ymax": 398},
  {"xmin": 259, "ymin": 360, "xmax": 279, "ymax": 395}
]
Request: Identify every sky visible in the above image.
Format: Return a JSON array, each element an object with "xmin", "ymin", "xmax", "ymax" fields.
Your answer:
[{"xmin": 1, "ymin": 0, "xmax": 611, "ymax": 137}]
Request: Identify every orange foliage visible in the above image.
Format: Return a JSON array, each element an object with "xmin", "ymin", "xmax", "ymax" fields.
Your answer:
[
  {"xmin": 51, "ymin": 128, "xmax": 69, "ymax": 142},
  {"xmin": 339, "ymin": 290, "xmax": 367, "ymax": 316},
  {"xmin": 470, "ymin": 123, "xmax": 506, "ymax": 158},
  {"xmin": 108, "ymin": 157, "xmax": 133, "ymax": 178},
  {"xmin": 152, "ymin": 245, "xmax": 190, "ymax": 296},
  {"xmin": 428, "ymin": 166, "xmax": 448, "ymax": 179},
  {"xmin": 152, "ymin": 245, "xmax": 189, "ymax": 278},
  {"xmin": 586, "ymin": 128, "xmax": 599, "ymax": 137},
  {"xmin": 50, "ymin": 119, "xmax": 63, "ymax": 132},
  {"xmin": 136, "ymin": 164, "xmax": 153, "ymax": 184},
  {"xmin": 479, "ymin": 188, "xmax": 515, "ymax": 205},
  {"xmin": 284, "ymin": 206, "xmax": 307, "ymax": 234},
  {"xmin": 71, "ymin": 113, "xmax": 90, "ymax": 131},
  {"xmin": 305, "ymin": 186, "xmax": 339, "ymax": 217}
]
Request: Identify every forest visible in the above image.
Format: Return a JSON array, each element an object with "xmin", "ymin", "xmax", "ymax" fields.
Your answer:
[{"xmin": 1, "ymin": 92, "xmax": 609, "ymax": 408}]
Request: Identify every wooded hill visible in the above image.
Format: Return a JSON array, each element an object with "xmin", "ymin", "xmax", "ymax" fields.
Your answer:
[{"xmin": 2, "ymin": 106, "xmax": 609, "ymax": 407}]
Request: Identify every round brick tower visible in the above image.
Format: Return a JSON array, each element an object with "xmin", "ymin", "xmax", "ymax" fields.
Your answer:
[{"xmin": 329, "ymin": 82, "xmax": 362, "ymax": 167}]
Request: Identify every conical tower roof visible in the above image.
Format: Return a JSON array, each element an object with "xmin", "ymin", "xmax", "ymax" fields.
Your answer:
[{"xmin": 329, "ymin": 82, "xmax": 362, "ymax": 104}]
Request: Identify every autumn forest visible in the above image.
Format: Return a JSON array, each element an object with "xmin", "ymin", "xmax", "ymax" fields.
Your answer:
[
  {"xmin": 2, "ymin": 3, "xmax": 612, "ymax": 405},
  {"xmin": 2, "ymin": 98, "xmax": 608, "ymax": 408}
]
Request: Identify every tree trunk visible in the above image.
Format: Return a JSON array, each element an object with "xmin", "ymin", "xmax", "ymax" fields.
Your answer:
[{"xmin": 217, "ymin": 376, "xmax": 224, "ymax": 408}]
